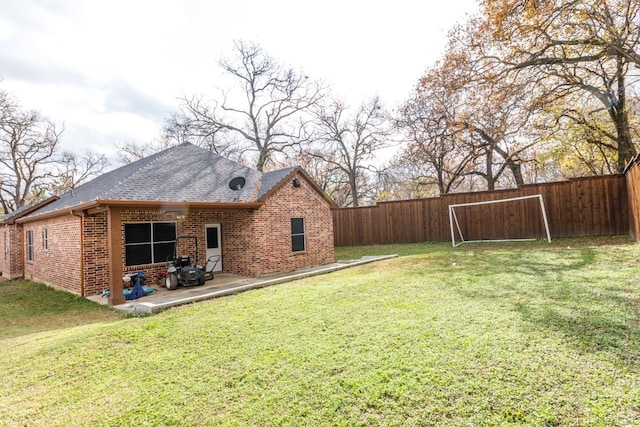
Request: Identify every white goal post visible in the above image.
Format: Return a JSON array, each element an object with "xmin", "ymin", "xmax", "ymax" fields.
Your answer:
[{"xmin": 448, "ymin": 194, "xmax": 551, "ymax": 247}]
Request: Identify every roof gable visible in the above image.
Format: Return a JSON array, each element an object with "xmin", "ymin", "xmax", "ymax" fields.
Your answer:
[{"xmin": 257, "ymin": 167, "xmax": 338, "ymax": 208}]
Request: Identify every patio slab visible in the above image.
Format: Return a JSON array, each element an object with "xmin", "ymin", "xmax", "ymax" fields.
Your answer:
[{"xmin": 88, "ymin": 255, "xmax": 397, "ymax": 316}]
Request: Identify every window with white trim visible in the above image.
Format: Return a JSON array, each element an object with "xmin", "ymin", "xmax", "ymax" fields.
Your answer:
[
  {"xmin": 42, "ymin": 228, "xmax": 48, "ymax": 250},
  {"xmin": 4, "ymin": 231, "xmax": 7, "ymax": 260},
  {"xmin": 291, "ymin": 218, "xmax": 305, "ymax": 252},
  {"xmin": 26, "ymin": 230, "xmax": 34, "ymax": 262},
  {"xmin": 124, "ymin": 222, "xmax": 176, "ymax": 266}
]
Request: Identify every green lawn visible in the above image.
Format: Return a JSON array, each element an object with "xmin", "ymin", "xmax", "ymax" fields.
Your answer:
[
  {"xmin": 2, "ymin": 237, "xmax": 639, "ymax": 426},
  {"xmin": 0, "ymin": 281, "xmax": 124, "ymax": 339}
]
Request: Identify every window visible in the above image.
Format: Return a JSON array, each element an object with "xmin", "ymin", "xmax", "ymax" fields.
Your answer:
[
  {"xmin": 124, "ymin": 222, "xmax": 176, "ymax": 266},
  {"xmin": 42, "ymin": 228, "xmax": 48, "ymax": 250},
  {"xmin": 291, "ymin": 218, "xmax": 305, "ymax": 252},
  {"xmin": 26, "ymin": 230, "xmax": 34, "ymax": 262},
  {"xmin": 4, "ymin": 231, "xmax": 7, "ymax": 260},
  {"xmin": 206, "ymin": 227, "xmax": 219, "ymax": 249}
]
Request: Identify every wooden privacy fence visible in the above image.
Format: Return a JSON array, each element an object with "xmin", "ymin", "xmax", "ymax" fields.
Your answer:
[
  {"xmin": 332, "ymin": 175, "xmax": 629, "ymax": 246},
  {"xmin": 625, "ymin": 155, "xmax": 640, "ymax": 241}
]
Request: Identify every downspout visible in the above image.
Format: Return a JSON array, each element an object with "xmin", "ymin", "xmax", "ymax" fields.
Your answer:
[{"xmin": 71, "ymin": 209, "xmax": 85, "ymax": 297}]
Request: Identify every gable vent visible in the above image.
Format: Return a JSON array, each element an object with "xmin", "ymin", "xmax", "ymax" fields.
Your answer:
[{"xmin": 229, "ymin": 176, "xmax": 246, "ymax": 191}]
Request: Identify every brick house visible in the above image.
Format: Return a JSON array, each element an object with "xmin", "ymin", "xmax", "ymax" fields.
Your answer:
[{"xmin": 0, "ymin": 143, "xmax": 336, "ymax": 305}]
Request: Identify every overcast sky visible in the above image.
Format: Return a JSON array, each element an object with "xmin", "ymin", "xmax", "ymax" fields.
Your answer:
[{"xmin": 0, "ymin": 0, "xmax": 478, "ymax": 164}]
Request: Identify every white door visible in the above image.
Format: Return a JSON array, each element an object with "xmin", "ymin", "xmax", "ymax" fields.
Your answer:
[{"xmin": 205, "ymin": 224, "xmax": 222, "ymax": 272}]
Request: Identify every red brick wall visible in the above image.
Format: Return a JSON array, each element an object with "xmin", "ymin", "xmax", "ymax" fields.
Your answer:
[
  {"xmin": 0, "ymin": 226, "xmax": 7, "ymax": 277},
  {"xmin": 110, "ymin": 190, "xmax": 334, "ymax": 284},
  {"xmin": 0, "ymin": 224, "xmax": 23, "ymax": 280},
  {"xmin": 23, "ymin": 214, "xmax": 82, "ymax": 294},
  {"xmin": 14, "ymin": 175, "xmax": 335, "ymax": 297},
  {"xmin": 115, "ymin": 208, "xmax": 257, "ymax": 286},
  {"xmin": 250, "ymin": 171, "xmax": 335, "ymax": 277},
  {"xmin": 83, "ymin": 212, "xmax": 109, "ymax": 296},
  {"xmin": 181, "ymin": 209, "xmax": 256, "ymax": 277}
]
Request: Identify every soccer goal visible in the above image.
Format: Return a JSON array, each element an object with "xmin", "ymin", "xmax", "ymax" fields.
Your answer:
[{"xmin": 448, "ymin": 194, "xmax": 551, "ymax": 247}]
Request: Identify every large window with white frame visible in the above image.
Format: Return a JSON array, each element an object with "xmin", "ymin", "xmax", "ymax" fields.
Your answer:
[{"xmin": 124, "ymin": 222, "xmax": 176, "ymax": 266}]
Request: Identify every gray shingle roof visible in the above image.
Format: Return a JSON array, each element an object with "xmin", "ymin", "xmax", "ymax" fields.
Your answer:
[
  {"xmin": 0, "ymin": 196, "xmax": 59, "ymax": 223},
  {"xmin": 23, "ymin": 143, "xmax": 299, "ymax": 219},
  {"xmin": 257, "ymin": 167, "xmax": 295, "ymax": 199},
  {"xmin": 1, "ymin": 201, "xmax": 38, "ymax": 223}
]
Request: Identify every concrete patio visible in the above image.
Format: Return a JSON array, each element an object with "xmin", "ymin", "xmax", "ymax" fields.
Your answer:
[{"xmin": 87, "ymin": 255, "xmax": 397, "ymax": 316}]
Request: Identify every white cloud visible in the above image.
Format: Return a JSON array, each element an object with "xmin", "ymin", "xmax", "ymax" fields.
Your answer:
[{"xmin": 0, "ymin": 0, "xmax": 478, "ymax": 160}]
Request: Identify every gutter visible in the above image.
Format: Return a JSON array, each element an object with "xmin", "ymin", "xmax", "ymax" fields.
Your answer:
[{"xmin": 16, "ymin": 199, "xmax": 264, "ymax": 224}]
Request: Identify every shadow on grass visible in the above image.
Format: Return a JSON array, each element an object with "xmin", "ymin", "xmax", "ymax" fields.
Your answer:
[
  {"xmin": 514, "ymin": 301, "xmax": 639, "ymax": 365},
  {"xmin": 414, "ymin": 244, "xmax": 598, "ymax": 285},
  {"xmin": 0, "ymin": 280, "xmax": 124, "ymax": 340},
  {"xmin": 450, "ymin": 244, "xmax": 640, "ymax": 365},
  {"xmin": 475, "ymin": 246, "xmax": 596, "ymax": 279}
]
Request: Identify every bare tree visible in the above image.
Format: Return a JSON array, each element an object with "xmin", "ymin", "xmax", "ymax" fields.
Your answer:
[
  {"xmin": 0, "ymin": 92, "xmax": 62, "ymax": 212},
  {"xmin": 395, "ymin": 62, "xmax": 481, "ymax": 196},
  {"xmin": 304, "ymin": 96, "xmax": 390, "ymax": 207},
  {"xmin": 114, "ymin": 139, "xmax": 174, "ymax": 165},
  {"xmin": 50, "ymin": 150, "xmax": 109, "ymax": 193},
  {"xmin": 167, "ymin": 40, "xmax": 325, "ymax": 171},
  {"xmin": 0, "ymin": 87, "xmax": 108, "ymax": 212},
  {"xmin": 272, "ymin": 149, "xmax": 349, "ymax": 203}
]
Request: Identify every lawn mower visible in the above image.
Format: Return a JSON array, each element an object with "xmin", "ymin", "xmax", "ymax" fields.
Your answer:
[{"xmin": 165, "ymin": 235, "xmax": 207, "ymax": 290}]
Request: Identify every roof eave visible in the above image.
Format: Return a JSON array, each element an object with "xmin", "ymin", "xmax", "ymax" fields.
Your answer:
[
  {"xmin": 1, "ymin": 196, "xmax": 60, "ymax": 225},
  {"xmin": 16, "ymin": 199, "xmax": 263, "ymax": 223},
  {"xmin": 98, "ymin": 200, "xmax": 263, "ymax": 209}
]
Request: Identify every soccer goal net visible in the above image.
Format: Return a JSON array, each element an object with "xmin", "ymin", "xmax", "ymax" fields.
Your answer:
[{"xmin": 448, "ymin": 194, "xmax": 551, "ymax": 247}]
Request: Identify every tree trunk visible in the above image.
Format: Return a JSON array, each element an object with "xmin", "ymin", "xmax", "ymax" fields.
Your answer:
[
  {"xmin": 486, "ymin": 149, "xmax": 495, "ymax": 191},
  {"xmin": 350, "ymin": 174, "xmax": 359, "ymax": 207},
  {"xmin": 256, "ymin": 147, "xmax": 268, "ymax": 172},
  {"xmin": 613, "ymin": 56, "xmax": 636, "ymax": 172},
  {"xmin": 507, "ymin": 159, "xmax": 525, "ymax": 186}
]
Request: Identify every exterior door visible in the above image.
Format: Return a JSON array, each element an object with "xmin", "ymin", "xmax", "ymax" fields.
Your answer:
[{"xmin": 205, "ymin": 224, "xmax": 222, "ymax": 272}]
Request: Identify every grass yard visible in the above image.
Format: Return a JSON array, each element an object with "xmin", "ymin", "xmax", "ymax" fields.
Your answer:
[
  {"xmin": 0, "ymin": 281, "xmax": 124, "ymax": 339},
  {"xmin": 1, "ymin": 236, "xmax": 639, "ymax": 426}
]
